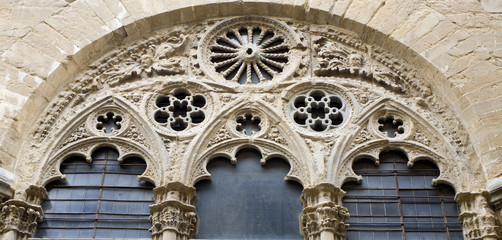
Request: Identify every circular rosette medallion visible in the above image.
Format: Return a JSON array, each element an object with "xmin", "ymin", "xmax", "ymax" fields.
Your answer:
[{"xmin": 199, "ymin": 17, "xmax": 301, "ymax": 85}]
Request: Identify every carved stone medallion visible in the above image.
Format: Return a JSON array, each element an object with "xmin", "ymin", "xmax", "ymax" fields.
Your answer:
[{"xmin": 198, "ymin": 16, "xmax": 302, "ymax": 84}]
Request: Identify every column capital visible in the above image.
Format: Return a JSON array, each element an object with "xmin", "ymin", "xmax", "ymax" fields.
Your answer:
[
  {"xmin": 455, "ymin": 191, "xmax": 501, "ymax": 240},
  {"xmin": 300, "ymin": 183, "xmax": 349, "ymax": 240},
  {"xmin": 0, "ymin": 199, "xmax": 43, "ymax": 239},
  {"xmin": 149, "ymin": 182, "xmax": 198, "ymax": 240}
]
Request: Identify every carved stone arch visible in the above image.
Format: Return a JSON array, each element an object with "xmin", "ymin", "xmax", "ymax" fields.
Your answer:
[
  {"xmin": 38, "ymin": 137, "xmax": 161, "ymax": 187},
  {"xmin": 30, "ymin": 94, "xmax": 169, "ymax": 188},
  {"xmin": 179, "ymin": 95, "xmax": 314, "ymax": 186},
  {"xmin": 348, "ymin": 97, "xmax": 463, "ymax": 162},
  {"xmin": 335, "ymin": 140, "xmax": 464, "ymax": 192},
  {"xmin": 187, "ymin": 139, "xmax": 309, "ymax": 187}
]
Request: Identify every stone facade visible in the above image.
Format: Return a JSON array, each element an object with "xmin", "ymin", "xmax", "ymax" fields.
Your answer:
[{"xmin": 0, "ymin": 0, "xmax": 501, "ymax": 239}]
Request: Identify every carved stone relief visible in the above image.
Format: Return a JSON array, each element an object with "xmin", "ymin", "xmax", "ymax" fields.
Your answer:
[
  {"xmin": 9, "ymin": 15, "xmax": 490, "ymax": 240},
  {"xmin": 456, "ymin": 192, "xmax": 501, "ymax": 240},
  {"xmin": 300, "ymin": 183, "xmax": 349, "ymax": 240}
]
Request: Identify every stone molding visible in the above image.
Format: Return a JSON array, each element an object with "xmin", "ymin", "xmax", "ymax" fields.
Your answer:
[
  {"xmin": 0, "ymin": 185, "xmax": 46, "ymax": 240},
  {"xmin": 300, "ymin": 183, "xmax": 349, "ymax": 240},
  {"xmin": 0, "ymin": 168, "xmax": 14, "ymax": 202},
  {"xmin": 6, "ymin": 15, "xmax": 488, "ymax": 239},
  {"xmin": 149, "ymin": 182, "xmax": 198, "ymax": 240},
  {"xmin": 488, "ymin": 177, "xmax": 502, "ymax": 210},
  {"xmin": 456, "ymin": 192, "xmax": 501, "ymax": 240}
]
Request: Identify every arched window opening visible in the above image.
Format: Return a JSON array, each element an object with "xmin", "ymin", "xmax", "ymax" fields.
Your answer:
[
  {"xmin": 35, "ymin": 147, "xmax": 154, "ymax": 239},
  {"xmin": 342, "ymin": 151, "xmax": 463, "ymax": 240},
  {"xmin": 195, "ymin": 149, "xmax": 303, "ymax": 239}
]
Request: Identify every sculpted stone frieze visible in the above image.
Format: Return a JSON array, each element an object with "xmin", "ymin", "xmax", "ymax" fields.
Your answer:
[{"xmin": 10, "ymin": 15, "xmax": 493, "ymax": 239}]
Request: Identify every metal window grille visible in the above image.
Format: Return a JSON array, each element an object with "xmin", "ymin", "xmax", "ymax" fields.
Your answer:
[
  {"xmin": 35, "ymin": 148, "xmax": 154, "ymax": 239},
  {"xmin": 342, "ymin": 151, "xmax": 463, "ymax": 240}
]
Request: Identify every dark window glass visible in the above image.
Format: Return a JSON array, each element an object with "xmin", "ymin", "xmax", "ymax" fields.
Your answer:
[
  {"xmin": 35, "ymin": 148, "xmax": 154, "ymax": 239},
  {"xmin": 342, "ymin": 151, "xmax": 462, "ymax": 240},
  {"xmin": 195, "ymin": 149, "xmax": 303, "ymax": 239}
]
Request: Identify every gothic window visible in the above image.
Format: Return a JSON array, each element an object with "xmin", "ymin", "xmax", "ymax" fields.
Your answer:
[
  {"xmin": 194, "ymin": 149, "xmax": 303, "ymax": 239},
  {"xmin": 35, "ymin": 148, "xmax": 154, "ymax": 239},
  {"xmin": 342, "ymin": 151, "xmax": 462, "ymax": 240}
]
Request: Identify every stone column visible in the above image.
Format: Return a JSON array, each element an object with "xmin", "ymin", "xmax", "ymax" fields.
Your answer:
[
  {"xmin": 456, "ymin": 191, "xmax": 501, "ymax": 240},
  {"xmin": 0, "ymin": 185, "xmax": 47, "ymax": 240},
  {"xmin": 149, "ymin": 182, "xmax": 198, "ymax": 240},
  {"xmin": 300, "ymin": 183, "xmax": 349, "ymax": 240}
]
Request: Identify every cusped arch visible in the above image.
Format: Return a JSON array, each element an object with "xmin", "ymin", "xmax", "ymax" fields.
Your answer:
[
  {"xmin": 38, "ymin": 137, "xmax": 159, "ymax": 187},
  {"xmin": 181, "ymin": 96, "xmax": 314, "ymax": 186},
  {"xmin": 9, "ymin": 1, "xmax": 471, "ymax": 166},
  {"xmin": 335, "ymin": 141, "xmax": 464, "ymax": 192},
  {"xmin": 188, "ymin": 139, "xmax": 308, "ymax": 187},
  {"xmin": 35, "ymin": 96, "xmax": 166, "ymax": 187},
  {"xmin": 348, "ymin": 97, "xmax": 471, "ymax": 168}
]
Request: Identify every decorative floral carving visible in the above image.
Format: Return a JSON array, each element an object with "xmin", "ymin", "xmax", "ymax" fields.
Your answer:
[
  {"xmin": 123, "ymin": 124, "xmax": 149, "ymax": 148},
  {"xmin": 314, "ymin": 36, "xmax": 405, "ymax": 93},
  {"xmin": 149, "ymin": 182, "xmax": 198, "ymax": 240},
  {"xmin": 0, "ymin": 200, "xmax": 44, "ymax": 239},
  {"xmin": 264, "ymin": 126, "xmax": 287, "ymax": 145},
  {"xmin": 456, "ymin": 192, "xmax": 501, "ymax": 240},
  {"xmin": 61, "ymin": 123, "xmax": 90, "ymax": 147},
  {"xmin": 77, "ymin": 30, "xmax": 188, "ymax": 93},
  {"xmin": 351, "ymin": 127, "xmax": 373, "ymax": 147},
  {"xmin": 412, "ymin": 128, "xmax": 432, "ymax": 146},
  {"xmin": 207, "ymin": 128, "xmax": 232, "ymax": 147},
  {"xmin": 123, "ymin": 92, "xmax": 143, "ymax": 108},
  {"xmin": 314, "ymin": 37, "xmax": 368, "ymax": 76},
  {"xmin": 0, "ymin": 186, "xmax": 47, "ymax": 239},
  {"xmin": 300, "ymin": 183, "xmax": 348, "ymax": 240}
]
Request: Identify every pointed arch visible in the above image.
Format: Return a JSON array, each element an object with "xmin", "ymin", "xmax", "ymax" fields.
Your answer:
[
  {"xmin": 181, "ymin": 98, "xmax": 313, "ymax": 186},
  {"xmin": 35, "ymin": 96, "xmax": 165, "ymax": 187}
]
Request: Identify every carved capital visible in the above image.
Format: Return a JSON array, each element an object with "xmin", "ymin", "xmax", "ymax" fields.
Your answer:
[
  {"xmin": 0, "ymin": 199, "xmax": 43, "ymax": 239},
  {"xmin": 300, "ymin": 183, "xmax": 349, "ymax": 240},
  {"xmin": 149, "ymin": 182, "xmax": 198, "ymax": 240},
  {"xmin": 456, "ymin": 192, "xmax": 501, "ymax": 240}
]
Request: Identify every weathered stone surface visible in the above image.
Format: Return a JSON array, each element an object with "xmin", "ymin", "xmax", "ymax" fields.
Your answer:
[{"xmin": 0, "ymin": 1, "xmax": 500, "ymax": 239}]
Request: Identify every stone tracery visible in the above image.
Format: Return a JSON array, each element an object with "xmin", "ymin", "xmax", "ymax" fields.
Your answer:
[{"xmin": 0, "ymin": 15, "xmax": 495, "ymax": 240}]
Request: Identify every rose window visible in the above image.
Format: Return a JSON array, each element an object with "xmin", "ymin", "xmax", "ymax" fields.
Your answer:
[
  {"xmin": 289, "ymin": 90, "xmax": 346, "ymax": 132},
  {"xmin": 199, "ymin": 17, "xmax": 300, "ymax": 84}
]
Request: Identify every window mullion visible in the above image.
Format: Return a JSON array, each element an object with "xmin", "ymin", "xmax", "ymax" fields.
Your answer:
[
  {"xmin": 92, "ymin": 152, "xmax": 108, "ymax": 238},
  {"xmin": 393, "ymin": 155, "xmax": 406, "ymax": 240}
]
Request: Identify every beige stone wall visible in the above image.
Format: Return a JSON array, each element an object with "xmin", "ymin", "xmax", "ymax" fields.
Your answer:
[{"xmin": 0, "ymin": 0, "xmax": 500, "ymax": 199}]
